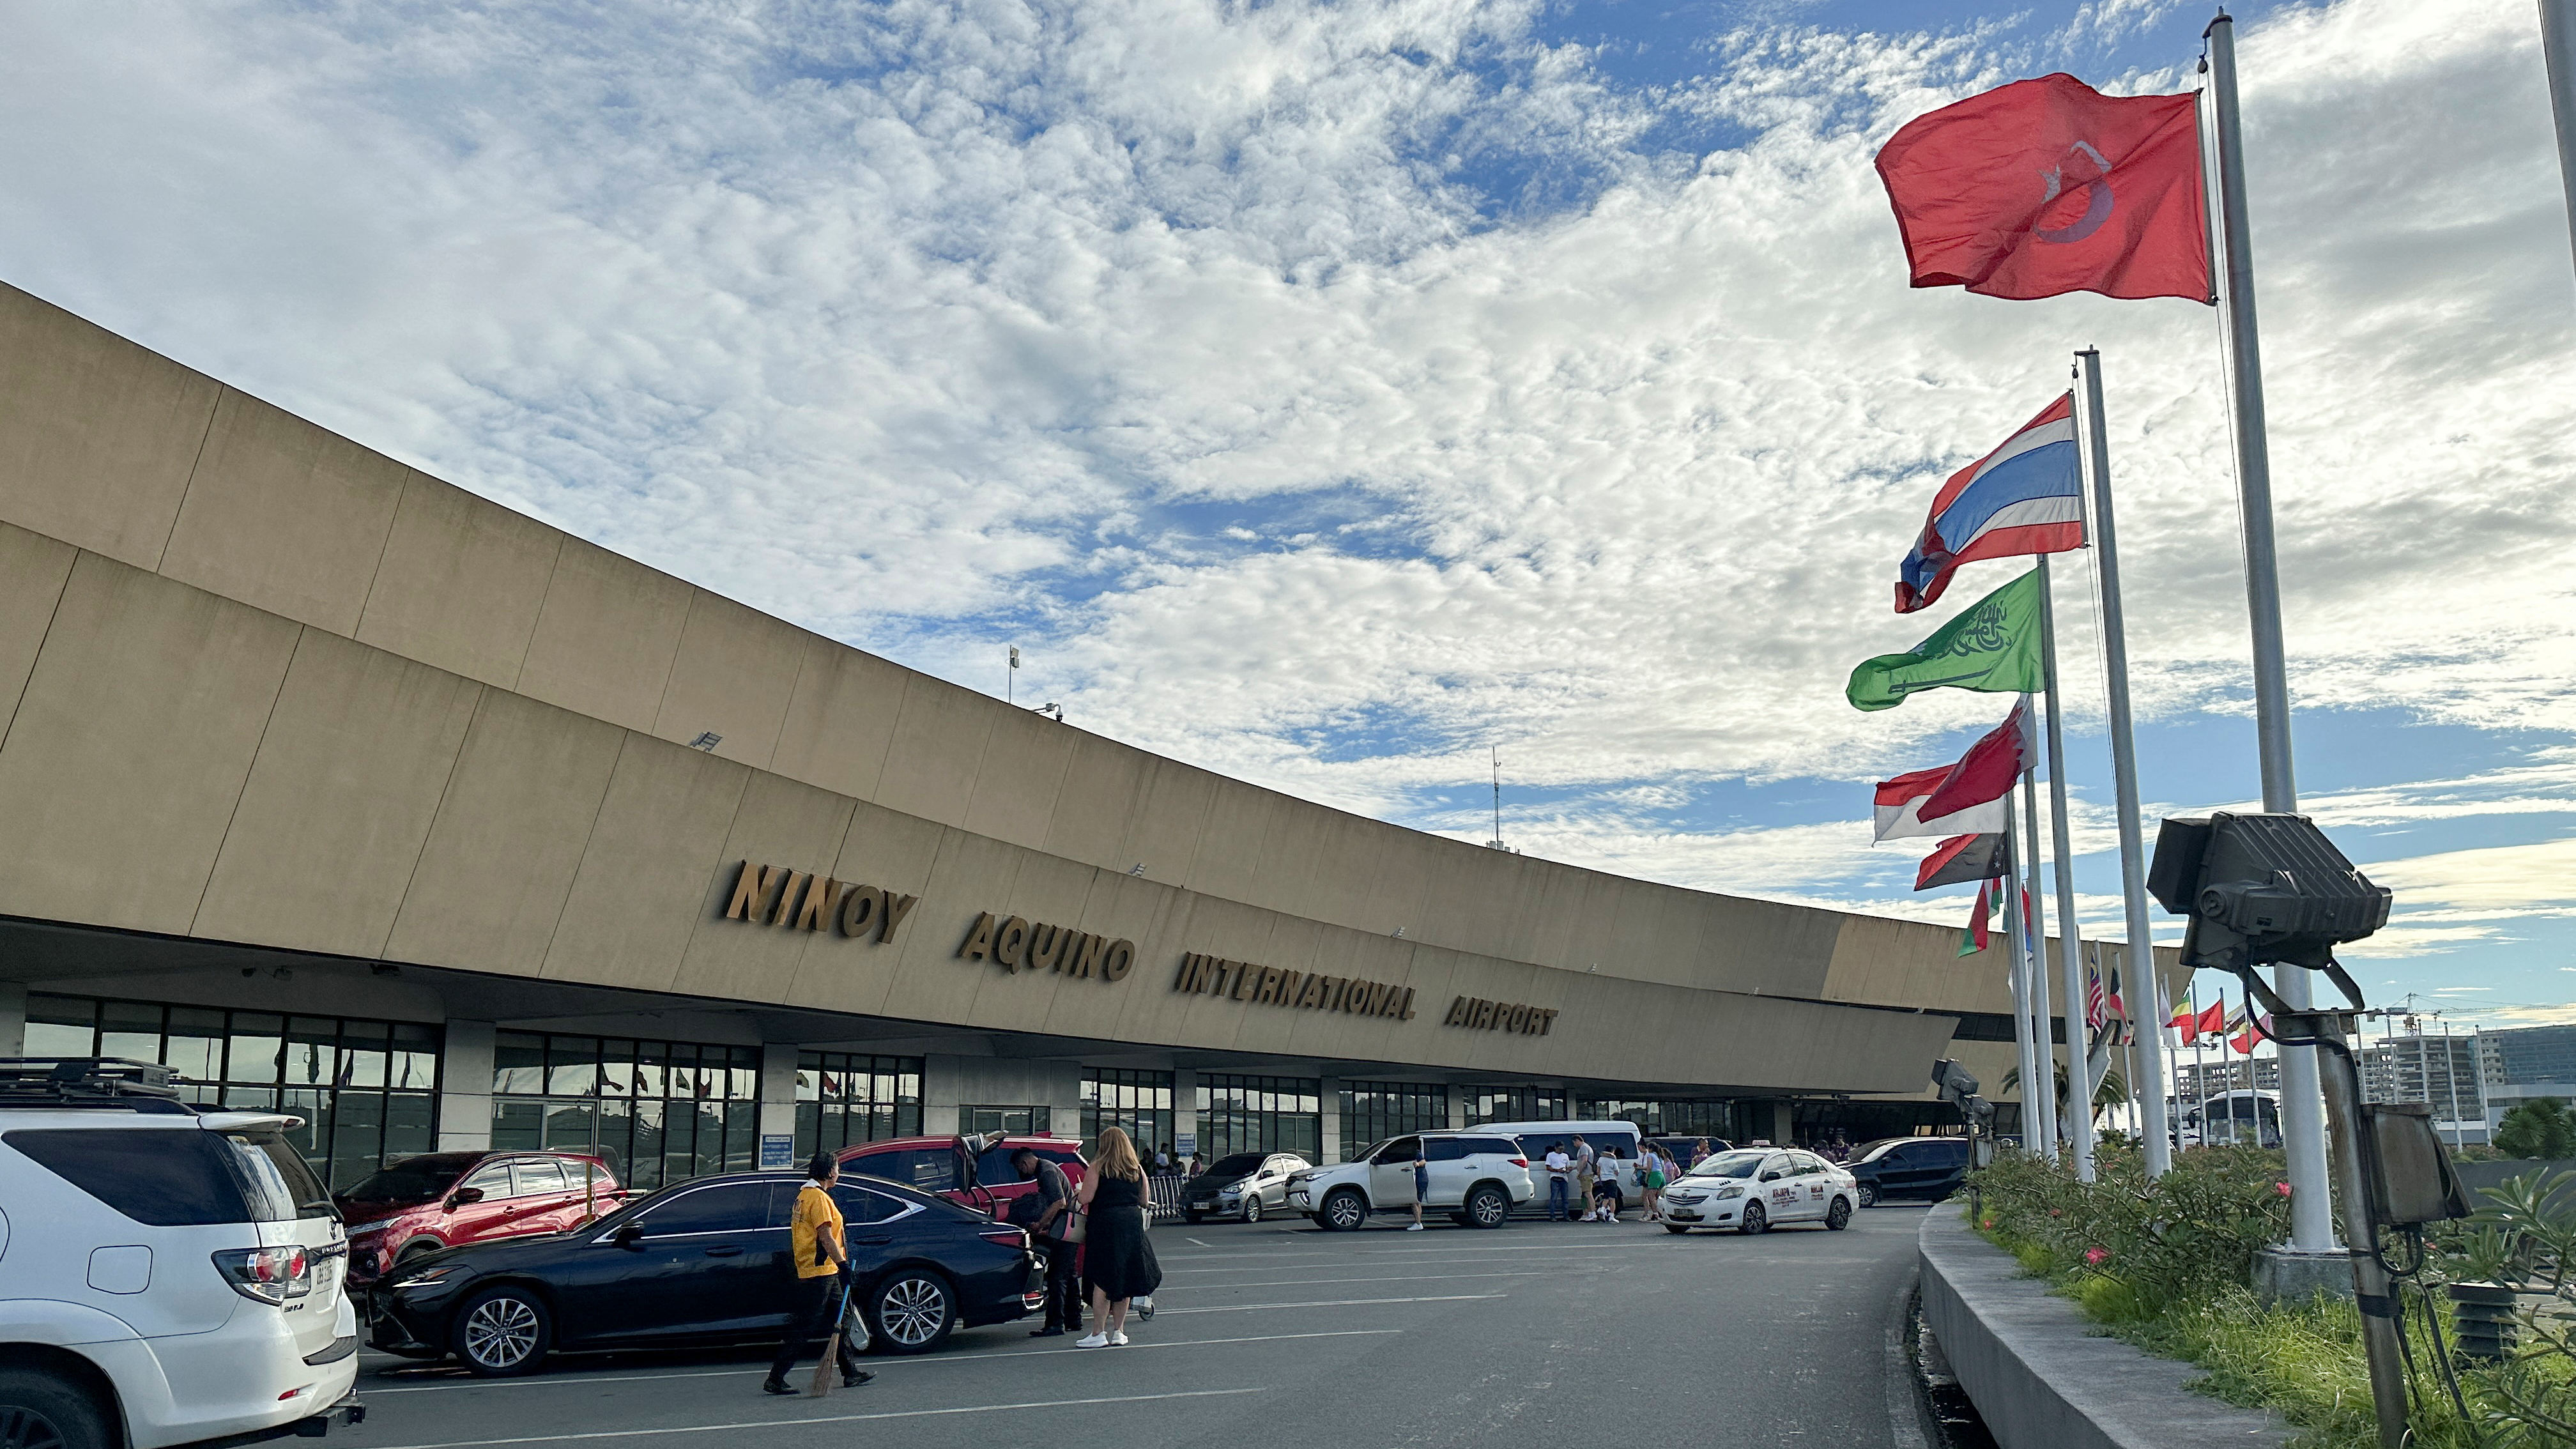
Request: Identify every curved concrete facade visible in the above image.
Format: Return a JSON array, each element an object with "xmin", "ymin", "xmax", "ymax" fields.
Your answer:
[{"xmin": 0, "ymin": 280, "xmax": 2133, "ymax": 1128}]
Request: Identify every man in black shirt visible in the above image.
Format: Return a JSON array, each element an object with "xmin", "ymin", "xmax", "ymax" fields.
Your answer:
[{"xmin": 1011, "ymin": 1147, "xmax": 1082, "ymax": 1337}]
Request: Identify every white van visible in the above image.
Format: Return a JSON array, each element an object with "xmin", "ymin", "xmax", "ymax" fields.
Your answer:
[
  {"xmin": 1478, "ymin": 1119, "xmax": 1643, "ymax": 1214},
  {"xmin": 0, "ymin": 1059, "xmax": 362, "ymax": 1448}
]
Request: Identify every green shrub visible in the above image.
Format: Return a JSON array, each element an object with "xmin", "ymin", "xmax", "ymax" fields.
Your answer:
[{"xmin": 2495, "ymin": 1099, "xmax": 2576, "ymax": 1161}]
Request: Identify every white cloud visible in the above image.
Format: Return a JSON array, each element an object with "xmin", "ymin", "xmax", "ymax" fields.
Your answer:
[{"xmin": 0, "ymin": 0, "xmax": 2565, "ymax": 928}]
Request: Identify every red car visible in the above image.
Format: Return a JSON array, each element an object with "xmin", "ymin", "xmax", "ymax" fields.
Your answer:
[
  {"xmin": 836, "ymin": 1134, "xmax": 1087, "ymax": 1219},
  {"xmin": 335, "ymin": 1150, "xmax": 625, "ymax": 1285}
]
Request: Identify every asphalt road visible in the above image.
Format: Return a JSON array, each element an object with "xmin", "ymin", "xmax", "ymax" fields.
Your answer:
[{"xmin": 346, "ymin": 1204, "xmax": 1933, "ymax": 1449}]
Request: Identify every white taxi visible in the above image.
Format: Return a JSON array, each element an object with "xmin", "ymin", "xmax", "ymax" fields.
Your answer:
[{"xmin": 1659, "ymin": 1147, "xmax": 1857, "ymax": 1234}]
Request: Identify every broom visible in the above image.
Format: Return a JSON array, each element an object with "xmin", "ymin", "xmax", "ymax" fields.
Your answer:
[{"xmin": 806, "ymin": 1276, "xmax": 854, "ymax": 1397}]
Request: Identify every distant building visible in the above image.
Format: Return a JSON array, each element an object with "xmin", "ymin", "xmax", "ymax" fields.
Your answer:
[
  {"xmin": 2478, "ymin": 1023, "xmax": 2576, "ymax": 1136},
  {"xmin": 2174, "ymin": 1055, "xmax": 2278, "ymax": 1103},
  {"xmin": 2361, "ymin": 1031, "xmax": 2484, "ymax": 1145}
]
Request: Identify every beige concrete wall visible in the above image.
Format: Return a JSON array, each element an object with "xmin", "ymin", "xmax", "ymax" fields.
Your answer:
[{"xmin": 0, "ymin": 280, "xmax": 2022, "ymax": 1066}]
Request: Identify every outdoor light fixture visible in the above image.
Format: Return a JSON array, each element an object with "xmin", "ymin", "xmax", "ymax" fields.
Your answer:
[{"xmin": 2147, "ymin": 812, "xmax": 2390, "ymax": 976}]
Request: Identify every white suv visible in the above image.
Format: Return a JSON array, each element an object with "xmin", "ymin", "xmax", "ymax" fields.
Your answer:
[
  {"xmin": 1286, "ymin": 1131, "xmax": 1535, "ymax": 1230},
  {"xmin": 0, "ymin": 1059, "xmax": 364, "ymax": 1448}
]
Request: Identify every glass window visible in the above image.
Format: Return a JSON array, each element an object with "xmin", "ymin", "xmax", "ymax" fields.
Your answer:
[
  {"xmin": 1370, "ymin": 1136, "xmax": 1422, "ymax": 1165},
  {"xmin": 461, "ymin": 1161, "xmax": 515, "ymax": 1198},
  {"xmin": 830, "ymin": 1184, "xmax": 910, "ymax": 1225},
  {"xmin": 1338, "ymin": 1082, "xmax": 1447, "ymax": 1162},
  {"xmin": 862, "ymin": 1147, "xmax": 959, "ymax": 1193},
  {"xmin": 1079, "ymin": 1069, "xmax": 1174, "ymax": 1162},
  {"xmin": 1423, "ymin": 1138, "xmax": 1474, "ymax": 1162},
  {"xmin": 634, "ymin": 1181, "xmax": 783, "ymax": 1236},
  {"xmin": 1195, "ymin": 1074, "xmax": 1320, "ymax": 1162},
  {"xmin": 793, "ymin": 1052, "xmax": 926, "ymax": 1160},
  {"xmin": 514, "ymin": 1158, "xmax": 569, "ymax": 1195},
  {"xmin": 17, "ymin": 993, "xmax": 440, "ymax": 1192},
  {"xmin": 23, "ymin": 994, "xmax": 96, "ymax": 1059},
  {"xmin": 6, "ymin": 1128, "xmax": 254, "ymax": 1225},
  {"xmin": 1466, "ymin": 1087, "xmax": 1568, "ymax": 1126}
]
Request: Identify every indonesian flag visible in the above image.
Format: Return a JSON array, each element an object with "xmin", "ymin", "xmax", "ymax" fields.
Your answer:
[
  {"xmin": 1874, "ymin": 696, "xmax": 2036, "ymax": 841},
  {"xmin": 1875, "ymin": 73, "xmax": 2211, "ymax": 303}
]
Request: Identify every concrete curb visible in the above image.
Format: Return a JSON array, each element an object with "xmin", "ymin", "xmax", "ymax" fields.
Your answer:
[{"xmin": 1916, "ymin": 1208, "xmax": 2290, "ymax": 1449}]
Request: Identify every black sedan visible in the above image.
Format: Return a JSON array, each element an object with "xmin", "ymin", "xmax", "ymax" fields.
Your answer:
[{"xmin": 369, "ymin": 1170, "xmax": 1041, "ymax": 1375}]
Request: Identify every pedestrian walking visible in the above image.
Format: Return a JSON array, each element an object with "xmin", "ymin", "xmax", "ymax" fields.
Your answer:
[
  {"xmin": 1075, "ymin": 1126, "xmax": 1162, "ymax": 1348},
  {"xmin": 1008, "ymin": 1147, "xmax": 1082, "ymax": 1337},
  {"xmin": 1407, "ymin": 1142, "xmax": 1429, "ymax": 1230},
  {"xmin": 1542, "ymin": 1144, "xmax": 1574, "ymax": 1220},
  {"xmin": 1689, "ymin": 1138, "xmax": 1711, "ymax": 1169},
  {"xmin": 763, "ymin": 1153, "xmax": 873, "ymax": 1396},
  {"xmin": 1640, "ymin": 1145, "xmax": 1669, "ymax": 1222}
]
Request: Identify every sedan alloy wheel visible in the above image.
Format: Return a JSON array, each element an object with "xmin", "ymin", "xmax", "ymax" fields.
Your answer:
[
  {"xmin": 870, "ymin": 1271, "xmax": 956, "ymax": 1354},
  {"xmin": 1242, "ymin": 1195, "xmax": 1262, "ymax": 1223},
  {"xmin": 1738, "ymin": 1200, "xmax": 1768, "ymax": 1236},
  {"xmin": 457, "ymin": 1287, "xmax": 551, "ymax": 1376}
]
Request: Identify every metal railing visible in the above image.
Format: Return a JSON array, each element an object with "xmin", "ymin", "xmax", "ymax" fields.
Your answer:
[{"xmin": 1146, "ymin": 1174, "xmax": 1186, "ymax": 1221}]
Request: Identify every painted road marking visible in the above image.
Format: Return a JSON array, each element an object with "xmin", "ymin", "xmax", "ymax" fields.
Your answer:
[
  {"xmin": 1158, "ymin": 1292, "xmax": 1505, "ymax": 1315},
  {"xmin": 365, "ymin": 1388, "xmax": 1266, "ymax": 1448},
  {"xmin": 365, "ymin": 1331, "xmax": 1399, "ymax": 1394}
]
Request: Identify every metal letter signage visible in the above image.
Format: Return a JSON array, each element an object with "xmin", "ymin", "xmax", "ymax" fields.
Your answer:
[
  {"xmin": 1442, "ymin": 995, "xmax": 1558, "ymax": 1035},
  {"xmin": 1170, "ymin": 953, "xmax": 1416, "ymax": 1020},
  {"xmin": 956, "ymin": 911, "xmax": 1134, "ymax": 982},
  {"xmin": 720, "ymin": 861, "xmax": 916, "ymax": 944}
]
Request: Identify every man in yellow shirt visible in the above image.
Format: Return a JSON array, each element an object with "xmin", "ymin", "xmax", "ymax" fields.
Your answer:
[{"xmin": 763, "ymin": 1153, "xmax": 873, "ymax": 1395}]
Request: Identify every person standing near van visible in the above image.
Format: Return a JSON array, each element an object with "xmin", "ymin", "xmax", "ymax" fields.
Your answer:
[
  {"xmin": 1590, "ymin": 1150, "xmax": 1623, "ymax": 1223},
  {"xmin": 1639, "ymin": 1145, "xmax": 1669, "ymax": 1222},
  {"xmin": 765, "ymin": 1153, "xmax": 871, "ymax": 1395},
  {"xmin": 1009, "ymin": 1147, "xmax": 1081, "ymax": 1337},
  {"xmin": 1407, "ymin": 1142, "xmax": 1429, "ymax": 1231},
  {"xmin": 1542, "ymin": 1145, "xmax": 1574, "ymax": 1220},
  {"xmin": 1572, "ymin": 1136, "xmax": 1598, "ymax": 1222}
]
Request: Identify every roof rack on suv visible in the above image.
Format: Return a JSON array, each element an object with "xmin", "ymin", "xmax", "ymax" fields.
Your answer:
[{"xmin": 0, "ymin": 1057, "xmax": 195, "ymax": 1113}]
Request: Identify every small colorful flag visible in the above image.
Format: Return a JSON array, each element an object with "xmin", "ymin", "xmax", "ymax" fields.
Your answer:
[
  {"xmin": 1848, "ymin": 570, "xmax": 2048, "ymax": 711},
  {"xmin": 1875, "ymin": 696, "xmax": 2035, "ymax": 840},
  {"xmin": 1915, "ymin": 832, "xmax": 2008, "ymax": 891},
  {"xmin": 1895, "ymin": 395, "xmax": 2087, "ymax": 614},
  {"xmin": 1874, "ymin": 72, "xmax": 2211, "ymax": 303},
  {"xmin": 1958, "ymin": 879, "xmax": 2000, "ymax": 956},
  {"xmin": 2170, "ymin": 999, "xmax": 2199, "ymax": 1043}
]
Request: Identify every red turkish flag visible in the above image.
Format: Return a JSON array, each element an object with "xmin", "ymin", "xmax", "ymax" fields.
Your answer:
[{"xmin": 1875, "ymin": 73, "xmax": 2211, "ymax": 303}]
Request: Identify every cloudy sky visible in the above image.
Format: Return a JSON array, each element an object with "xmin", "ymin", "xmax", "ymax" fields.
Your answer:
[{"xmin": 3, "ymin": 0, "xmax": 2568, "ymax": 1032}]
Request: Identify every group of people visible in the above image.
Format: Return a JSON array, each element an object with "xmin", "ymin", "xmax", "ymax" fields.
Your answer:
[
  {"xmin": 760, "ymin": 1126, "xmax": 1169, "ymax": 1395},
  {"xmin": 1537, "ymin": 1137, "xmax": 1722, "ymax": 1224}
]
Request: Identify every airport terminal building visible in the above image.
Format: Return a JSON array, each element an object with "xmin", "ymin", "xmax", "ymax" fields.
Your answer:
[{"xmin": 0, "ymin": 282, "xmax": 2092, "ymax": 1192}]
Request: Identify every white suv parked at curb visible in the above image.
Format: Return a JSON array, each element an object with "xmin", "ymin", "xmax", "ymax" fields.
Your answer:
[
  {"xmin": 0, "ymin": 1059, "xmax": 364, "ymax": 1449},
  {"xmin": 1286, "ymin": 1131, "xmax": 1535, "ymax": 1230}
]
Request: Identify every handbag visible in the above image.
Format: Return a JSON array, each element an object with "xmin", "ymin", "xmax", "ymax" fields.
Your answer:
[{"xmin": 1057, "ymin": 1209, "xmax": 1088, "ymax": 1245}]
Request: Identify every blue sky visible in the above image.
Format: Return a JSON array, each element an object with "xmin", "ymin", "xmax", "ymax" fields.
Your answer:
[{"xmin": 0, "ymin": 0, "xmax": 2567, "ymax": 1030}]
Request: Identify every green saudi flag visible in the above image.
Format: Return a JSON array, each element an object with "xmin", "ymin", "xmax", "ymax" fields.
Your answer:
[{"xmin": 1846, "ymin": 568, "xmax": 2046, "ymax": 711}]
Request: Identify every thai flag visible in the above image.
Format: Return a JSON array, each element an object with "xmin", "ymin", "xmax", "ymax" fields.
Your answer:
[{"xmin": 1894, "ymin": 393, "xmax": 2087, "ymax": 613}]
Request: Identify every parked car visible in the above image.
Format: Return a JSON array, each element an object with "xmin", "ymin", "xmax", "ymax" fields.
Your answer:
[
  {"xmin": 1846, "ymin": 1135, "xmax": 1972, "ymax": 1206},
  {"xmin": 1645, "ymin": 1135, "xmax": 1734, "ymax": 1169},
  {"xmin": 835, "ymin": 1133, "xmax": 1087, "ymax": 1220},
  {"xmin": 1286, "ymin": 1131, "xmax": 1533, "ymax": 1230},
  {"xmin": 1481, "ymin": 1119, "xmax": 1643, "ymax": 1213},
  {"xmin": 368, "ymin": 1169, "xmax": 1040, "ymax": 1374},
  {"xmin": 1660, "ymin": 1147, "xmax": 1857, "ymax": 1233},
  {"xmin": 1181, "ymin": 1151, "xmax": 1311, "ymax": 1223},
  {"xmin": 336, "ymin": 1151, "xmax": 625, "ymax": 1285},
  {"xmin": 0, "ymin": 1057, "xmax": 364, "ymax": 1449}
]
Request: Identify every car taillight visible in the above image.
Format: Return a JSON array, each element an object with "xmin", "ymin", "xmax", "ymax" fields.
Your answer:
[
  {"xmin": 213, "ymin": 1245, "xmax": 313, "ymax": 1305},
  {"xmin": 979, "ymin": 1227, "xmax": 1029, "ymax": 1250},
  {"xmin": 1509, "ymin": 1158, "xmax": 1529, "ymax": 1169}
]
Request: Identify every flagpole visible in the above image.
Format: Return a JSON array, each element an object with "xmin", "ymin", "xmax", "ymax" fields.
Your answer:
[
  {"xmin": 2020, "ymin": 767, "xmax": 2059, "ymax": 1156},
  {"xmin": 2543, "ymin": 0, "xmax": 2576, "ymax": 284},
  {"xmin": 2074, "ymin": 348, "xmax": 2175, "ymax": 1176},
  {"xmin": 2002, "ymin": 792, "xmax": 2043, "ymax": 1155},
  {"xmin": 2035, "ymin": 555, "xmax": 2096, "ymax": 1181},
  {"xmin": 2204, "ymin": 6, "xmax": 2337, "ymax": 1258}
]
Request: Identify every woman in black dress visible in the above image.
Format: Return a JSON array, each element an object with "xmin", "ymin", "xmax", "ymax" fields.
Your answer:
[{"xmin": 1075, "ymin": 1126, "xmax": 1162, "ymax": 1347}]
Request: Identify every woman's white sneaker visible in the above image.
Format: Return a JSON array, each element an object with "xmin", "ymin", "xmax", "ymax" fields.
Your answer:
[
  {"xmin": 1110, "ymin": 1330, "xmax": 1130, "ymax": 1346},
  {"xmin": 1077, "ymin": 1333, "xmax": 1110, "ymax": 1348}
]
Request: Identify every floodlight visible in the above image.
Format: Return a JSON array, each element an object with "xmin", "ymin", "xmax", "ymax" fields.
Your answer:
[{"xmin": 2146, "ymin": 812, "xmax": 2389, "ymax": 972}]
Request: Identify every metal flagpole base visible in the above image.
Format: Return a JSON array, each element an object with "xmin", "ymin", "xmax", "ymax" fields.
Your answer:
[{"xmin": 2253, "ymin": 1246, "xmax": 2356, "ymax": 1305}]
